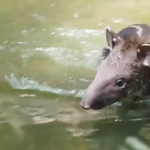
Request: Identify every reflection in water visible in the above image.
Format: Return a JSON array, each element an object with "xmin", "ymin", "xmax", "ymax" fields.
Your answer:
[
  {"xmin": 57, "ymin": 27, "xmax": 104, "ymax": 38},
  {"xmin": 87, "ymin": 119, "xmax": 150, "ymax": 150},
  {"xmin": 125, "ymin": 137, "xmax": 150, "ymax": 150},
  {"xmin": 1, "ymin": 0, "xmax": 150, "ymax": 149}
]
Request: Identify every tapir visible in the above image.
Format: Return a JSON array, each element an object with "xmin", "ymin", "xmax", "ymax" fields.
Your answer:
[{"xmin": 80, "ymin": 23, "xmax": 150, "ymax": 110}]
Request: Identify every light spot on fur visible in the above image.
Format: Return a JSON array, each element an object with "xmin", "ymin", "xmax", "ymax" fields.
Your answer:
[
  {"xmin": 112, "ymin": 38, "xmax": 117, "ymax": 42},
  {"xmin": 142, "ymin": 43, "xmax": 150, "ymax": 46},
  {"xmin": 130, "ymin": 25, "xmax": 143, "ymax": 36},
  {"xmin": 107, "ymin": 46, "xmax": 112, "ymax": 50},
  {"xmin": 143, "ymin": 59, "xmax": 150, "ymax": 66},
  {"xmin": 127, "ymin": 90, "xmax": 132, "ymax": 94},
  {"xmin": 117, "ymin": 52, "xmax": 122, "ymax": 59}
]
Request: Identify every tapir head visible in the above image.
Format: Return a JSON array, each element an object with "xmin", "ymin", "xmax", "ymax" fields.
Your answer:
[{"xmin": 80, "ymin": 27, "xmax": 150, "ymax": 110}]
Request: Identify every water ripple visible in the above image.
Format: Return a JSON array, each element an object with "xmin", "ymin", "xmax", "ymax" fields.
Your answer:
[
  {"xmin": 56, "ymin": 27, "xmax": 104, "ymax": 38},
  {"xmin": 34, "ymin": 46, "xmax": 98, "ymax": 68},
  {"xmin": 5, "ymin": 74, "xmax": 84, "ymax": 97},
  {"xmin": 36, "ymin": 46, "xmax": 78, "ymax": 62}
]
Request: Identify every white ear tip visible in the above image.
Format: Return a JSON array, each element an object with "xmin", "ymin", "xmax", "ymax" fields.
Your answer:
[
  {"xmin": 142, "ymin": 43, "xmax": 150, "ymax": 46},
  {"xmin": 106, "ymin": 26, "xmax": 111, "ymax": 32}
]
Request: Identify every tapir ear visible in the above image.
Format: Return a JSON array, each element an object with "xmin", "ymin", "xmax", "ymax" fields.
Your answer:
[
  {"xmin": 106, "ymin": 27, "xmax": 122, "ymax": 49},
  {"xmin": 137, "ymin": 44, "xmax": 150, "ymax": 67}
]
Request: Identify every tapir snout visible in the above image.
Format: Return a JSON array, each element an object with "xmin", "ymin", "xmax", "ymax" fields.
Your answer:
[{"xmin": 80, "ymin": 82, "xmax": 106, "ymax": 110}]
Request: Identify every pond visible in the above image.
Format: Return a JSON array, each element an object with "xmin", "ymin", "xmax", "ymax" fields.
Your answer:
[{"xmin": 1, "ymin": 0, "xmax": 150, "ymax": 150}]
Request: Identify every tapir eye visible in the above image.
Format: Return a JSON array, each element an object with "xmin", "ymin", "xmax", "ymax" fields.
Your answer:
[{"xmin": 115, "ymin": 79, "xmax": 125, "ymax": 87}]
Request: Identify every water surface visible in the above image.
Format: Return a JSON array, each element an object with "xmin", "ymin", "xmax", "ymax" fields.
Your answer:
[{"xmin": 1, "ymin": 0, "xmax": 150, "ymax": 150}]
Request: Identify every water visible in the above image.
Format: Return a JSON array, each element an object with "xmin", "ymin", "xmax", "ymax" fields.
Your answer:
[{"xmin": 1, "ymin": 0, "xmax": 150, "ymax": 149}]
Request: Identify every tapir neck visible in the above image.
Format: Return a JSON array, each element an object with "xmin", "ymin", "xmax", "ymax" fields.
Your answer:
[{"xmin": 140, "ymin": 67, "xmax": 150, "ymax": 96}]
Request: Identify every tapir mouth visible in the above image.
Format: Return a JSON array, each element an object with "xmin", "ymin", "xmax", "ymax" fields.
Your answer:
[{"xmin": 80, "ymin": 99, "xmax": 107, "ymax": 110}]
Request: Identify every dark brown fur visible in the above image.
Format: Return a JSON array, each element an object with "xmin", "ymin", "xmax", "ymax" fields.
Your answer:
[
  {"xmin": 80, "ymin": 24, "xmax": 150, "ymax": 110},
  {"xmin": 122, "ymin": 37, "xmax": 150, "ymax": 52}
]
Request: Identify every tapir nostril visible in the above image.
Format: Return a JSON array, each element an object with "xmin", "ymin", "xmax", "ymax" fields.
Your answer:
[{"xmin": 80, "ymin": 102, "xmax": 90, "ymax": 110}]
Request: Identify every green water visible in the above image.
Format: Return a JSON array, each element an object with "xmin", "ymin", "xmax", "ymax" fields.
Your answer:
[{"xmin": 1, "ymin": 0, "xmax": 150, "ymax": 150}]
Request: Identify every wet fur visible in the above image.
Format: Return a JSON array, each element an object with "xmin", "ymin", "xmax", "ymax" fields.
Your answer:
[
  {"xmin": 121, "ymin": 37, "xmax": 150, "ymax": 52},
  {"xmin": 101, "ymin": 24, "xmax": 150, "ymax": 59},
  {"xmin": 81, "ymin": 23, "xmax": 150, "ymax": 110}
]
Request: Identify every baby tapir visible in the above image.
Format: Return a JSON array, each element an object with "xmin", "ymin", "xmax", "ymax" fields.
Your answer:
[{"xmin": 80, "ymin": 23, "xmax": 150, "ymax": 110}]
